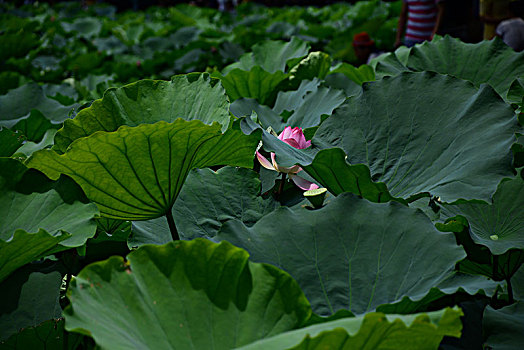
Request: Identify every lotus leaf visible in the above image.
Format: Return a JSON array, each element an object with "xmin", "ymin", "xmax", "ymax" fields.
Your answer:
[
  {"xmin": 54, "ymin": 73, "xmax": 230, "ymax": 152},
  {"xmin": 28, "ymin": 120, "xmax": 259, "ymax": 221},
  {"xmin": 217, "ymin": 193, "xmax": 465, "ymax": 315},
  {"xmin": 313, "ymin": 72, "xmax": 519, "ymax": 202},
  {"xmin": 64, "ymin": 239, "xmax": 311, "ymax": 350}
]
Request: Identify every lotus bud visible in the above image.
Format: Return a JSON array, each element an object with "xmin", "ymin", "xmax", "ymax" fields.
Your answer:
[{"xmin": 256, "ymin": 126, "xmax": 319, "ymax": 191}]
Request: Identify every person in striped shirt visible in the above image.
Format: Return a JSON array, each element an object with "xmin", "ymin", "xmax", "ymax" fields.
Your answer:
[{"xmin": 395, "ymin": 0, "xmax": 445, "ymax": 48}]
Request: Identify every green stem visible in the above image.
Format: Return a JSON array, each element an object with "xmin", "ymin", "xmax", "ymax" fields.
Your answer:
[
  {"xmin": 277, "ymin": 173, "xmax": 286, "ymax": 197},
  {"xmin": 166, "ymin": 210, "xmax": 180, "ymax": 241}
]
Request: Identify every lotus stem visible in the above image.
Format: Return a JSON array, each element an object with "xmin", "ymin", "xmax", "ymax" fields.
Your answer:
[
  {"xmin": 278, "ymin": 173, "xmax": 286, "ymax": 197},
  {"xmin": 166, "ymin": 210, "xmax": 180, "ymax": 241}
]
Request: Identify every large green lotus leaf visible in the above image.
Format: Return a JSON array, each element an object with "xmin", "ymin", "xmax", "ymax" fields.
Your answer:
[
  {"xmin": 130, "ymin": 167, "xmax": 278, "ymax": 246},
  {"xmin": 377, "ymin": 36, "xmax": 524, "ymax": 99},
  {"xmin": 28, "ymin": 120, "xmax": 259, "ymax": 220},
  {"xmin": 54, "ymin": 74, "xmax": 230, "ymax": 153},
  {"xmin": 216, "ymin": 193, "xmax": 465, "ymax": 316},
  {"xmin": 0, "ymin": 83, "xmax": 74, "ymax": 129},
  {"xmin": 218, "ymin": 66, "xmax": 288, "ymax": 105},
  {"xmin": 483, "ymin": 302, "xmax": 524, "ymax": 350},
  {"xmin": 238, "ymin": 307, "xmax": 462, "ymax": 350},
  {"xmin": 222, "ymin": 37, "xmax": 310, "ymax": 74},
  {"xmin": 64, "ymin": 239, "xmax": 311, "ymax": 349},
  {"xmin": 273, "ymin": 78, "xmax": 345, "ymax": 129},
  {"xmin": 0, "ymin": 270, "xmax": 62, "ymax": 341},
  {"xmin": 328, "ymin": 62, "xmax": 375, "ymax": 85},
  {"xmin": 0, "ymin": 230, "xmax": 69, "ymax": 283},
  {"xmin": 313, "ymin": 72, "xmax": 518, "ymax": 203},
  {"xmin": 0, "ymin": 319, "xmax": 87, "ymax": 350},
  {"xmin": 439, "ymin": 175, "xmax": 524, "ymax": 255}
]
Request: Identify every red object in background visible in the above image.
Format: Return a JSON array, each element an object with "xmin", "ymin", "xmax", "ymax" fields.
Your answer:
[{"xmin": 353, "ymin": 32, "xmax": 375, "ymax": 47}]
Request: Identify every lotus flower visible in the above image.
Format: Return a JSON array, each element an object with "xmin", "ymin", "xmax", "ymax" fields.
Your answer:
[{"xmin": 256, "ymin": 126, "xmax": 319, "ymax": 191}]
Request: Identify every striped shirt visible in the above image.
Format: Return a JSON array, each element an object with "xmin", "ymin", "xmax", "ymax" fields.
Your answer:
[{"xmin": 404, "ymin": 0, "xmax": 442, "ymax": 42}]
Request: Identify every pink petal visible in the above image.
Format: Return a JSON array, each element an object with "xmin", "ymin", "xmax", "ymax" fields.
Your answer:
[
  {"xmin": 256, "ymin": 151, "xmax": 276, "ymax": 171},
  {"xmin": 294, "ymin": 129, "xmax": 309, "ymax": 149},
  {"xmin": 282, "ymin": 138, "xmax": 301, "ymax": 149},
  {"xmin": 280, "ymin": 126, "xmax": 310, "ymax": 149},
  {"xmin": 278, "ymin": 126, "xmax": 293, "ymax": 141},
  {"xmin": 289, "ymin": 174, "xmax": 320, "ymax": 191},
  {"xmin": 297, "ymin": 138, "xmax": 307, "ymax": 149}
]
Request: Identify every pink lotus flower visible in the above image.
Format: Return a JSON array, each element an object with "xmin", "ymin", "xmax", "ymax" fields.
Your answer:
[{"xmin": 256, "ymin": 127, "xmax": 319, "ymax": 191}]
